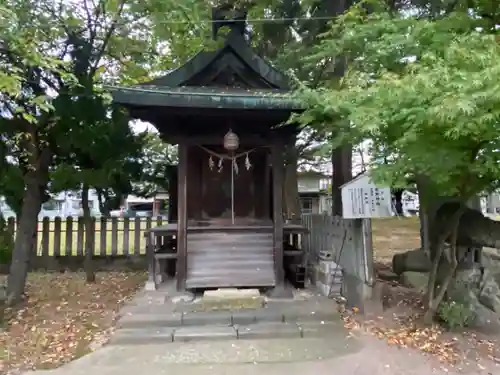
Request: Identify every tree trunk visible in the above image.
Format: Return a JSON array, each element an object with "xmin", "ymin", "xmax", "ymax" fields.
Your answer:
[
  {"xmin": 424, "ymin": 208, "xmax": 463, "ymax": 324},
  {"xmin": 486, "ymin": 193, "xmax": 495, "ymax": 214},
  {"xmin": 6, "ymin": 172, "xmax": 45, "ymax": 305},
  {"xmin": 393, "ymin": 189, "xmax": 404, "ymax": 216},
  {"xmin": 358, "ymin": 146, "xmax": 366, "ymax": 172},
  {"xmin": 82, "ymin": 184, "xmax": 95, "ymax": 283},
  {"xmin": 283, "ymin": 143, "xmax": 301, "ymax": 222},
  {"xmin": 305, "ymin": 0, "xmax": 354, "ymax": 217},
  {"xmin": 393, "ymin": 200, "xmax": 497, "ymax": 275},
  {"xmin": 331, "ymin": 142, "xmax": 352, "ymax": 216},
  {"xmin": 96, "ymin": 188, "xmax": 109, "ymax": 216},
  {"xmin": 415, "ymin": 176, "xmax": 437, "ymax": 253}
]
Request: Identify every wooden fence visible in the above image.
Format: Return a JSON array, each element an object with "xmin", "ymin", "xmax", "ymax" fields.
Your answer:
[
  {"xmin": 302, "ymin": 214, "xmax": 374, "ymax": 290},
  {"xmin": 301, "ymin": 214, "xmax": 335, "ymax": 261},
  {"xmin": 2, "ymin": 214, "xmax": 339, "ymax": 259},
  {"xmin": 3, "ymin": 216, "xmax": 167, "ymax": 257}
]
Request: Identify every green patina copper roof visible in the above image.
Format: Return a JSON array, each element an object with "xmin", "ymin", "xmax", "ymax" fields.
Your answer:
[
  {"xmin": 108, "ymin": 30, "xmax": 302, "ymax": 111},
  {"xmin": 108, "ymin": 85, "xmax": 303, "ymax": 110},
  {"xmin": 137, "ymin": 31, "xmax": 290, "ymax": 90}
]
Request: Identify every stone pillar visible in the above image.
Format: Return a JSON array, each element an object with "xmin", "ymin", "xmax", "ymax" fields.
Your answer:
[
  {"xmin": 339, "ymin": 218, "xmax": 381, "ymax": 313},
  {"xmin": 145, "ymin": 232, "xmax": 156, "ymax": 291}
]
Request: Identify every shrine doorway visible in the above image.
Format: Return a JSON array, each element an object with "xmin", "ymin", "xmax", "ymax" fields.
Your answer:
[{"xmin": 198, "ymin": 145, "xmax": 270, "ymax": 225}]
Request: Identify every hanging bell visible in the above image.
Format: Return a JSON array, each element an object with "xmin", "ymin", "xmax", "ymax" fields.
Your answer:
[{"xmin": 223, "ymin": 129, "xmax": 239, "ymax": 151}]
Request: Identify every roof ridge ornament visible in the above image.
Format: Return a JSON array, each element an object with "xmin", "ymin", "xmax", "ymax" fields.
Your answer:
[{"xmin": 211, "ymin": 5, "xmax": 248, "ymax": 40}]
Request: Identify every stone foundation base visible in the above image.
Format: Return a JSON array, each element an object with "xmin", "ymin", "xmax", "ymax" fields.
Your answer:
[
  {"xmin": 199, "ymin": 288, "xmax": 265, "ymax": 310},
  {"xmin": 342, "ymin": 274, "xmax": 382, "ymax": 314}
]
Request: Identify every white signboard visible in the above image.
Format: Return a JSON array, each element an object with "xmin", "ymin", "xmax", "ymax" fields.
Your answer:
[{"xmin": 341, "ymin": 174, "xmax": 392, "ymax": 219}]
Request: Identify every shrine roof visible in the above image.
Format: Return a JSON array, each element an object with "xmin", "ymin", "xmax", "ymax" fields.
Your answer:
[
  {"xmin": 108, "ymin": 85, "xmax": 302, "ymax": 110},
  {"xmin": 134, "ymin": 30, "xmax": 290, "ymax": 90},
  {"xmin": 108, "ymin": 28, "xmax": 303, "ymax": 111}
]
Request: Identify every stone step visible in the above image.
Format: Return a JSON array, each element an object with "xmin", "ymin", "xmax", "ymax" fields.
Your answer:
[
  {"xmin": 109, "ymin": 327, "xmax": 175, "ymax": 345},
  {"xmin": 108, "ymin": 321, "xmax": 344, "ymax": 346},
  {"xmin": 236, "ymin": 322, "xmax": 300, "ymax": 340},
  {"xmin": 118, "ymin": 306, "xmax": 340, "ymax": 329},
  {"xmin": 118, "ymin": 312, "xmax": 184, "ymax": 329}
]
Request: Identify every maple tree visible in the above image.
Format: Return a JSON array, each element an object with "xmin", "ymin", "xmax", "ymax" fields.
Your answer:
[
  {"xmin": 296, "ymin": 3, "xmax": 500, "ymax": 321},
  {"xmin": 3, "ymin": 0, "xmax": 500, "ymax": 370}
]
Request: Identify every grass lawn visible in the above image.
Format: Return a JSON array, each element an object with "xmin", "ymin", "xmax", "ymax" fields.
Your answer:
[{"xmin": 371, "ymin": 216, "xmax": 421, "ymax": 264}]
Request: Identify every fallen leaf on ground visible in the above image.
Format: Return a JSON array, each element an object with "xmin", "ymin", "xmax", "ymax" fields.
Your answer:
[
  {"xmin": 343, "ymin": 313, "xmax": 460, "ymax": 365},
  {"xmin": 0, "ymin": 271, "xmax": 146, "ymax": 374}
]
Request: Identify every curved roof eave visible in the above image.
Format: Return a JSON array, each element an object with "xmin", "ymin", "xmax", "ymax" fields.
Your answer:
[{"xmin": 138, "ymin": 32, "xmax": 290, "ymax": 90}]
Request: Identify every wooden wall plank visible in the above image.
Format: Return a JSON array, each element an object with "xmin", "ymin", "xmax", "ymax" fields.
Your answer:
[
  {"xmin": 111, "ymin": 217, "xmax": 118, "ymax": 256},
  {"xmin": 123, "ymin": 217, "xmax": 130, "ymax": 256},
  {"xmin": 177, "ymin": 142, "xmax": 188, "ymax": 291},
  {"xmin": 100, "ymin": 217, "xmax": 107, "ymax": 256},
  {"xmin": 76, "ymin": 217, "xmax": 84, "ymax": 256},
  {"xmin": 53, "ymin": 217, "xmax": 62, "ymax": 256},
  {"xmin": 65, "ymin": 217, "xmax": 73, "ymax": 256},
  {"xmin": 41, "ymin": 217, "xmax": 50, "ymax": 259},
  {"xmin": 134, "ymin": 217, "xmax": 141, "ymax": 255}
]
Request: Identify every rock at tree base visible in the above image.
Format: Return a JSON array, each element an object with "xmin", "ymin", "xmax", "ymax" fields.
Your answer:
[
  {"xmin": 481, "ymin": 250, "xmax": 500, "ymax": 271},
  {"xmin": 400, "ymin": 271, "xmax": 429, "ymax": 293},
  {"xmin": 447, "ymin": 267, "xmax": 500, "ymax": 331},
  {"xmin": 377, "ymin": 269, "xmax": 399, "ymax": 282},
  {"xmin": 392, "ymin": 202, "xmax": 500, "ymax": 275},
  {"xmin": 392, "ymin": 249, "xmax": 432, "ymax": 275}
]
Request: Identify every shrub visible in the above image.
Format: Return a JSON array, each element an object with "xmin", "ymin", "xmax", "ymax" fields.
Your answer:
[{"xmin": 438, "ymin": 300, "xmax": 475, "ymax": 330}]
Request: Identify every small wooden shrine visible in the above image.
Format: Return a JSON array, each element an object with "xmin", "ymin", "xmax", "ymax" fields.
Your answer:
[{"xmin": 110, "ymin": 7, "xmax": 306, "ymax": 293}]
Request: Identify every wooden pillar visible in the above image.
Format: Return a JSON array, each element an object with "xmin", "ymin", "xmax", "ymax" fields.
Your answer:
[
  {"xmin": 168, "ymin": 166, "xmax": 178, "ymax": 222},
  {"xmin": 176, "ymin": 142, "xmax": 188, "ymax": 291},
  {"xmin": 264, "ymin": 151, "xmax": 271, "ymax": 219},
  {"xmin": 271, "ymin": 141, "xmax": 285, "ymax": 286}
]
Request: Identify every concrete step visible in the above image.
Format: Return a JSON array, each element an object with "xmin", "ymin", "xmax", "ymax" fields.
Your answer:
[
  {"xmin": 118, "ymin": 311, "xmax": 183, "ymax": 329},
  {"xmin": 109, "ymin": 327, "xmax": 175, "ymax": 345},
  {"xmin": 118, "ymin": 309, "xmax": 339, "ymax": 328},
  {"xmin": 108, "ymin": 321, "xmax": 344, "ymax": 346},
  {"xmin": 119, "ymin": 306, "xmax": 340, "ymax": 329}
]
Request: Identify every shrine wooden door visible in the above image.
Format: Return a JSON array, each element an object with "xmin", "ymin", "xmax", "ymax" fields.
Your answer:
[{"xmin": 201, "ymin": 154, "xmax": 255, "ymax": 221}]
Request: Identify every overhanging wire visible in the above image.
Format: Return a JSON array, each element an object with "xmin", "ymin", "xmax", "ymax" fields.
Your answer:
[{"xmin": 119, "ymin": 15, "xmax": 338, "ymax": 26}]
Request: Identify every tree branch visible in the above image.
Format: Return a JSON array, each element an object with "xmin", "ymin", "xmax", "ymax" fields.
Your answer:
[
  {"xmin": 89, "ymin": 0, "xmax": 126, "ymax": 76},
  {"xmin": 83, "ymin": 0, "xmax": 97, "ymax": 47}
]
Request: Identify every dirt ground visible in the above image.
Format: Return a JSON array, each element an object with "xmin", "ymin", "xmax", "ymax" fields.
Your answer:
[
  {"xmin": 1, "ymin": 218, "xmax": 498, "ymax": 374},
  {"xmin": 0, "ymin": 271, "xmax": 146, "ymax": 374},
  {"xmin": 366, "ymin": 217, "xmax": 500, "ymax": 373}
]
